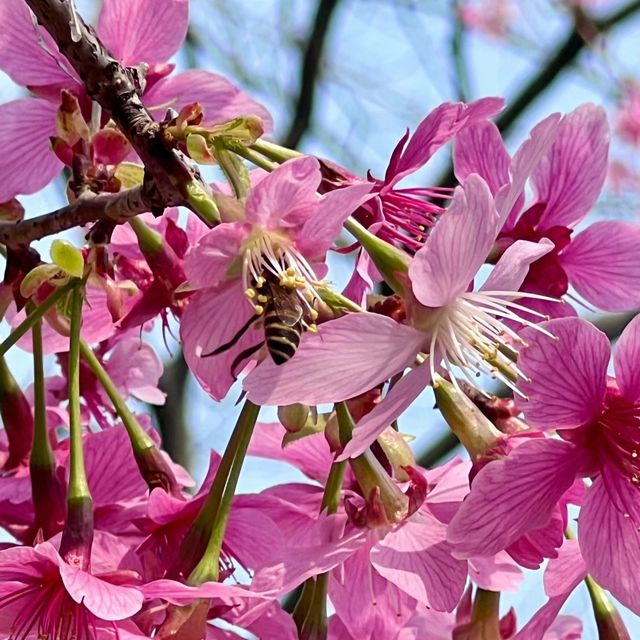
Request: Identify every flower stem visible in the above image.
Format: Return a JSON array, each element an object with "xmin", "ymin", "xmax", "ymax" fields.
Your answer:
[
  {"xmin": 79, "ymin": 339, "xmax": 180, "ymax": 494},
  {"xmin": 0, "ymin": 280, "xmax": 76, "ymax": 357},
  {"xmin": 471, "ymin": 588, "xmax": 501, "ymax": 636},
  {"xmin": 30, "ymin": 316, "xmax": 66, "ymax": 538},
  {"xmin": 293, "ymin": 404, "xmax": 349, "ymax": 639},
  {"xmin": 60, "ymin": 280, "xmax": 94, "ymax": 570},
  {"xmin": 231, "ymin": 145, "xmax": 279, "ymax": 172},
  {"xmin": 251, "ymin": 139, "xmax": 302, "ymax": 163},
  {"xmin": 67, "ymin": 283, "xmax": 89, "ymax": 502},
  {"xmin": 30, "ymin": 317, "xmax": 53, "ymax": 470},
  {"xmin": 188, "ymin": 400, "xmax": 260, "ymax": 585},
  {"xmin": 585, "ymin": 575, "xmax": 631, "ymax": 640}
]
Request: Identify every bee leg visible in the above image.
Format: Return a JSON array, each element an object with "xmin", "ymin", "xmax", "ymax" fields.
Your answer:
[
  {"xmin": 201, "ymin": 314, "xmax": 259, "ymax": 358},
  {"xmin": 230, "ymin": 341, "xmax": 264, "ymax": 380}
]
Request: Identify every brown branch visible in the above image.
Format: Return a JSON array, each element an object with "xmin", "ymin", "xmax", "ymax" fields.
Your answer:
[
  {"xmin": 283, "ymin": 0, "xmax": 341, "ymax": 148},
  {"xmin": 0, "ymin": 187, "xmax": 150, "ymax": 248},
  {"xmin": 22, "ymin": 0, "xmax": 196, "ymax": 211}
]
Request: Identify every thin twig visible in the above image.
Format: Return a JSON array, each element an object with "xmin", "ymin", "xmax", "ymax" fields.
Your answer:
[{"xmin": 283, "ymin": 0, "xmax": 341, "ymax": 148}]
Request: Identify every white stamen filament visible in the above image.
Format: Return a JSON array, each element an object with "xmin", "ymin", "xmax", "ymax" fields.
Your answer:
[{"xmin": 425, "ymin": 289, "xmax": 557, "ymax": 397}]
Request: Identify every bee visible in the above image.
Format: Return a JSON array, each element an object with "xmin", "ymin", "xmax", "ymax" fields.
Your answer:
[{"xmin": 202, "ymin": 274, "xmax": 308, "ymax": 376}]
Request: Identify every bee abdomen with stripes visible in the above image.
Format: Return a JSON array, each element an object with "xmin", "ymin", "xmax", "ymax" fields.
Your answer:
[{"xmin": 264, "ymin": 305, "xmax": 302, "ymax": 365}]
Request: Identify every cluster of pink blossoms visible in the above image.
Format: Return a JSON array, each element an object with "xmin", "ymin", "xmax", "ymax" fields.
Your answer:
[{"xmin": 0, "ymin": 0, "xmax": 639, "ymax": 638}]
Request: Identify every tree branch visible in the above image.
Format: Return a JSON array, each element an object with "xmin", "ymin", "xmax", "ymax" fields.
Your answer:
[
  {"xmin": 22, "ymin": 0, "xmax": 197, "ymax": 210},
  {"xmin": 0, "ymin": 187, "xmax": 149, "ymax": 248},
  {"xmin": 283, "ymin": 0, "xmax": 341, "ymax": 148}
]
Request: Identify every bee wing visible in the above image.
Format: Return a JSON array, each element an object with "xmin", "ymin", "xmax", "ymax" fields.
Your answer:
[{"xmin": 271, "ymin": 291, "xmax": 303, "ymax": 326}]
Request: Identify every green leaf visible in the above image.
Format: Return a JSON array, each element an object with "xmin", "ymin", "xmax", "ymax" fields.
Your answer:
[{"xmin": 51, "ymin": 240, "xmax": 84, "ymax": 278}]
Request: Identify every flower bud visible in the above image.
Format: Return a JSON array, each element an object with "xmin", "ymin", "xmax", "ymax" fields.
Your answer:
[
  {"xmin": 0, "ymin": 356, "xmax": 33, "ymax": 469},
  {"xmin": 278, "ymin": 403, "xmax": 310, "ymax": 433}
]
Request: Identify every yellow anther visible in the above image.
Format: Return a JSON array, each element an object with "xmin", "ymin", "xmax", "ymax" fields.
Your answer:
[
  {"xmin": 257, "ymin": 294, "xmax": 268, "ymax": 303},
  {"xmin": 245, "ymin": 288, "xmax": 257, "ymax": 298},
  {"xmin": 254, "ymin": 304, "xmax": 264, "ymax": 315},
  {"xmin": 255, "ymin": 276, "xmax": 266, "ymax": 287},
  {"xmin": 307, "ymin": 323, "xmax": 318, "ymax": 333},
  {"xmin": 309, "ymin": 309, "xmax": 319, "ymax": 320}
]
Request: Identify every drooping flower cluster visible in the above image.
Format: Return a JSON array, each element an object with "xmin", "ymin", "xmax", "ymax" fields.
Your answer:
[{"xmin": 0, "ymin": 0, "xmax": 639, "ymax": 638}]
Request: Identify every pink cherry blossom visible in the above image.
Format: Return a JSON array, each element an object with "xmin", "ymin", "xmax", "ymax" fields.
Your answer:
[
  {"xmin": 448, "ymin": 315, "xmax": 640, "ymax": 614},
  {"xmin": 245, "ymin": 161, "xmax": 559, "ymax": 456},
  {"xmin": 181, "ymin": 156, "xmax": 372, "ymax": 400},
  {"xmin": 0, "ymin": 541, "xmax": 143, "ymax": 639},
  {"xmin": 0, "ymin": 0, "xmax": 271, "ymax": 202},
  {"xmin": 455, "ymin": 103, "xmax": 640, "ymax": 314}
]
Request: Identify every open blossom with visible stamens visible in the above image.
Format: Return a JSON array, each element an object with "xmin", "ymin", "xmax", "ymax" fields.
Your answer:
[
  {"xmin": 244, "ymin": 116, "xmax": 562, "ymax": 456},
  {"xmin": 180, "ymin": 156, "xmax": 372, "ymax": 400},
  {"xmin": 447, "ymin": 315, "xmax": 640, "ymax": 615},
  {"xmin": 0, "ymin": 542, "xmax": 144, "ymax": 640},
  {"xmin": 455, "ymin": 103, "xmax": 640, "ymax": 316}
]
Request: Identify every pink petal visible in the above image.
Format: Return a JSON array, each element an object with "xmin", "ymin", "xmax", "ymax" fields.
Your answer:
[
  {"xmin": 251, "ymin": 519, "xmax": 366, "ymax": 596},
  {"xmin": 225, "ymin": 506, "xmax": 288, "ymax": 570},
  {"xmin": 337, "ymin": 362, "xmax": 429, "ymax": 460},
  {"xmin": 518, "ymin": 318, "xmax": 609, "ymax": 429},
  {"xmin": 329, "ymin": 547, "xmax": 418, "ymax": 639},
  {"xmin": 0, "ymin": 99, "xmax": 62, "ymax": 201},
  {"xmin": 106, "ymin": 337, "xmax": 163, "ymax": 402},
  {"xmin": 454, "ymin": 120, "xmax": 510, "ymax": 195},
  {"xmin": 410, "ymin": 174, "xmax": 498, "ymax": 306},
  {"xmin": 245, "ymin": 157, "xmax": 320, "ymax": 228},
  {"xmin": 560, "ymin": 221, "xmax": 640, "ymax": 312},
  {"xmin": 424, "ymin": 458, "xmax": 473, "ymax": 524},
  {"xmin": 184, "ymin": 222, "xmax": 249, "ymax": 289},
  {"xmin": 181, "ymin": 281, "xmax": 261, "ymax": 401},
  {"xmin": 480, "ymin": 238, "xmax": 553, "ymax": 292},
  {"xmin": 614, "ymin": 315, "xmax": 640, "ymax": 403},
  {"xmin": 144, "ymin": 70, "xmax": 273, "ymax": 132},
  {"xmin": 98, "ymin": 0, "xmax": 188, "ymax": 66},
  {"xmin": 297, "ymin": 183, "xmax": 373, "ymax": 260},
  {"xmin": 495, "ymin": 113, "xmax": 561, "ymax": 226},
  {"xmin": 371, "ymin": 508, "xmax": 467, "ymax": 611},
  {"xmin": 393, "ymin": 97, "xmax": 504, "ymax": 183},
  {"xmin": 505, "ymin": 505, "xmax": 566, "ymax": 570},
  {"xmin": 248, "ymin": 422, "xmax": 334, "ymax": 483},
  {"xmin": 543, "ymin": 539, "xmax": 586, "ymax": 598},
  {"xmin": 468, "ymin": 553, "xmax": 523, "ymax": 592},
  {"xmin": 82, "ymin": 426, "xmax": 148, "ymax": 506},
  {"xmin": 243, "ymin": 313, "xmax": 425, "ymax": 406},
  {"xmin": 59, "ymin": 564, "xmax": 143, "ymax": 620},
  {"xmin": 447, "ymin": 438, "xmax": 579, "ymax": 558},
  {"xmin": 0, "ymin": 0, "xmax": 74, "ymax": 87},
  {"xmin": 342, "ymin": 250, "xmax": 375, "ymax": 306},
  {"xmin": 141, "ymin": 579, "xmax": 265, "ymax": 605},
  {"xmin": 532, "ymin": 104, "xmax": 609, "ymax": 229},
  {"xmin": 579, "ymin": 474, "xmax": 640, "ymax": 614}
]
